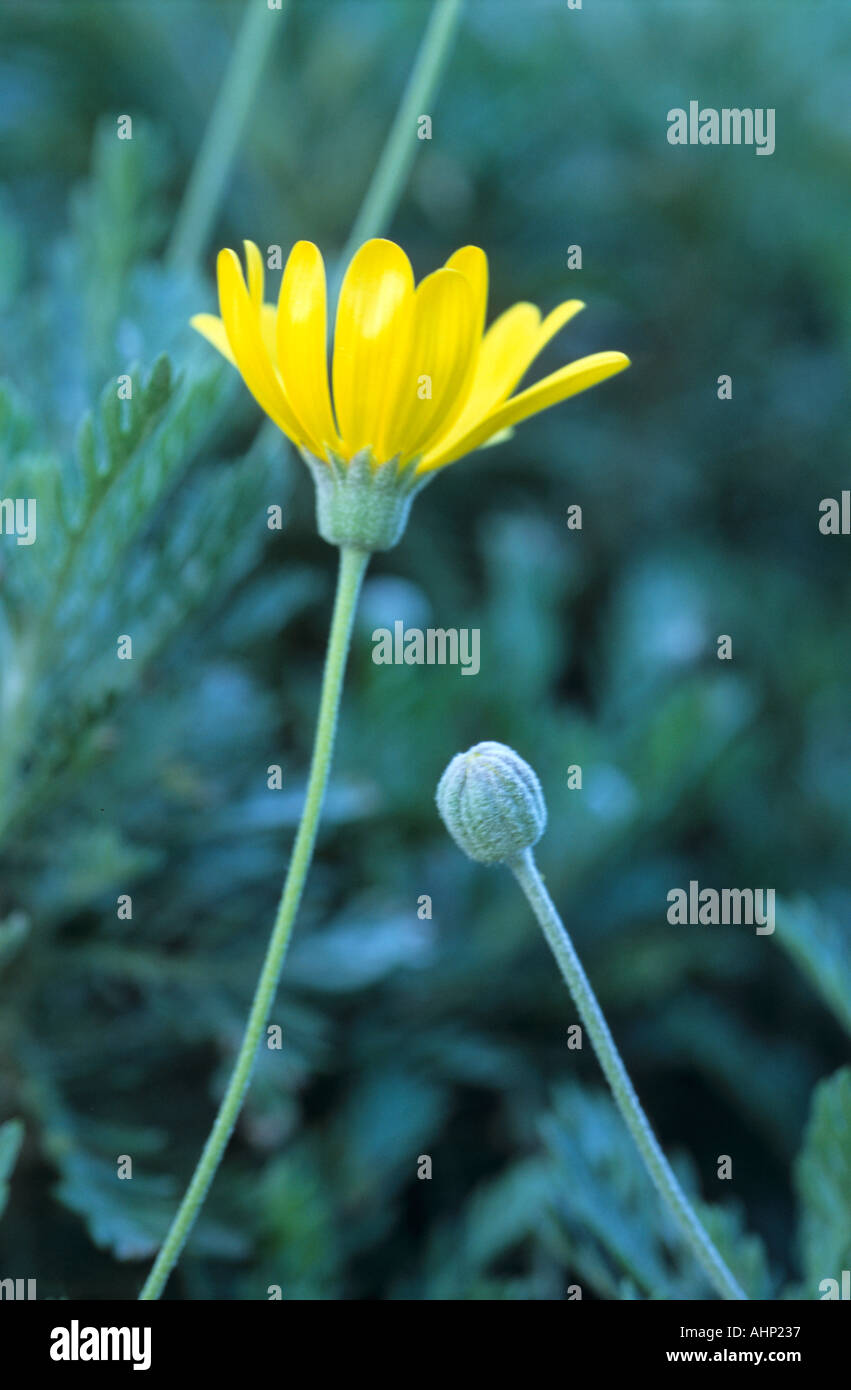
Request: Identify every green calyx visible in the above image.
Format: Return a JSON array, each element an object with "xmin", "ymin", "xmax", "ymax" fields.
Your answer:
[{"xmin": 300, "ymin": 447, "xmax": 432, "ymax": 552}]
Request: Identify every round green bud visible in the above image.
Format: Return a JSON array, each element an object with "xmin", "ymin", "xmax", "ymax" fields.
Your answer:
[{"xmin": 436, "ymin": 741, "xmax": 547, "ymax": 865}]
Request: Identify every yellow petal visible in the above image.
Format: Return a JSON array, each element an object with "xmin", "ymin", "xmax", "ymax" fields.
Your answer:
[
  {"xmin": 533, "ymin": 299, "xmax": 586, "ymax": 357},
  {"xmin": 259, "ymin": 303, "xmax": 279, "ymax": 362},
  {"xmin": 427, "ymin": 302, "xmax": 541, "ymax": 459},
  {"xmin": 458, "ymin": 302, "xmax": 541, "ymax": 415},
  {"xmin": 276, "ymin": 241, "xmax": 339, "ymax": 458},
  {"xmin": 331, "ymin": 238, "xmax": 414, "ymax": 458},
  {"xmin": 242, "ymin": 243, "xmax": 280, "ymax": 369},
  {"xmin": 217, "ymin": 248, "xmax": 312, "ymax": 448},
  {"xmin": 445, "ymin": 245, "xmax": 488, "ymax": 343},
  {"xmin": 190, "ymin": 313, "xmax": 236, "ymax": 366},
  {"xmin": 419, "ymin": 351, "xmax": 630, "ymax": 472},
  {"xmin": 243, "ymin": 239, "xmax": 265, "ymax": 307},
  {"xmin": 379, "ymin": 268, "xmax": 478, "ymax": 462},
  {"xmin": 432, "ymin": 298, "xmax": 584, "ymax": 456},
  {"xmin": 457, "ymin": 298, "xmax": 585, "ymax": 436}
]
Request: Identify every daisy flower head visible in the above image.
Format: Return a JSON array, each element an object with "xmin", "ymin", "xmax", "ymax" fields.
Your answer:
[{"xmin": 192, "ymin": 238, "xmax": 629, "ymax": 550}]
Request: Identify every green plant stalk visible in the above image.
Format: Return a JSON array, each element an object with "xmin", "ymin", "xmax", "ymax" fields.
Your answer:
[
  {"xmin": 509, "ymin": 848, "xmax": 748, "ymax": 1302},
  {"xmin": 139, "ymin": 542, "xmax": 369, "ymax": 1300},
  {"xmin": 167, "ymin": 0, "xmax": 285, "ymax": 270}
]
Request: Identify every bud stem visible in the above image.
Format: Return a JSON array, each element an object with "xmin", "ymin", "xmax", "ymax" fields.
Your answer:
[
  {"xmin": 139, "ymin": 543, "xmax": 370, "ymax": 1299},
  {"xmin": 509, "ymin": 847, "xmax": 747, "ymax": 1302}
]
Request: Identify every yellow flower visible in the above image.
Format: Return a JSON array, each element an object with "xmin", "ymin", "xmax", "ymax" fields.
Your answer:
[{"xmin": 192, "ymin": 238, "xmax": 629, "ymax": 549}]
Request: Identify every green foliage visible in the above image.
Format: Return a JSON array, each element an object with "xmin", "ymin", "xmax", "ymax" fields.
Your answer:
[
  {"xmin": 794, "ymin": 1068, "xmax": 851, "ymax": 1298},
  {"xmin": 541, "ymin": 1086, "xmax": 772, "ymax": 1300},
  {"xmin": 0, "ymin": 0, "xmax": 848, "ymax": 1301},
  {"xmin": 776, "ymin": 900, "xmax": 851, "ymax": 1037},
  {"xmin": 21, "ymin": 1048, "xmax": 245, "ymax": 1263}
]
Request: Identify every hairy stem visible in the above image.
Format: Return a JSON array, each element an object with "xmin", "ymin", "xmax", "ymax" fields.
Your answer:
[
  {"xmin": 509, "ymin": 848, "xmax": 747, "ymax": 1302},
  {"xmin": 139, "ymin": 543, "xmax": 369, "ymax": 1299}
]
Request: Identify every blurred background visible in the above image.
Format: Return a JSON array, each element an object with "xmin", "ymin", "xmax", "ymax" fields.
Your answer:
[{"xmin": 0, "ymin": 0, "xmax": 849, "ymax": 1300}]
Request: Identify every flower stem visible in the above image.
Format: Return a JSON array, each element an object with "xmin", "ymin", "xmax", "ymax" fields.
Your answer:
[
  {"xmin": 167, "ymin": 0, "xmax": 285, "ymax": 271},
  {"xmin": 509, "ymin": 848, "xmax": 747, "ymax": 1302},
  {"xmin": 338, "ymin": 0, "xmax": 464, "ymax": 270},
  {"xmin": 138, "ymin": 543, "xmax": 370, "ymax": 1300}
]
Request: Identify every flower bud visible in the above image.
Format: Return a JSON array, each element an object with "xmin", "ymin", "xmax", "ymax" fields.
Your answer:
[{"xmin": 436, "ymin": 742, "xmax": 547, "ymax": 865}]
